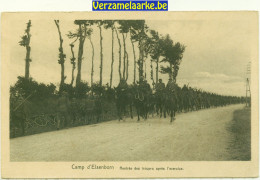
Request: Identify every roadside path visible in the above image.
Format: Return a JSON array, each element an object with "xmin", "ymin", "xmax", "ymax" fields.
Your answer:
[{"xmin": 10, "ymin": 104, "xmax": 244, "ymax": 161}]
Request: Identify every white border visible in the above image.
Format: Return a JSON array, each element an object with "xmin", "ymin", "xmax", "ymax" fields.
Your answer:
[{"xmin": 0, "ymin": 0, "xmax": 259, "ymax": 179}]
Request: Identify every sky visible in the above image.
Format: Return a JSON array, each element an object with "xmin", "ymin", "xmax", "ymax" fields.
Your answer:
[{"xmin": 8, "ymin": 13, "xmax": 256, "ymax": 96}]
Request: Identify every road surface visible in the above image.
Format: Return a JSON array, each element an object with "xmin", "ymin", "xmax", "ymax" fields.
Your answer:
[{"xmin": 10, "ymin": 104, "xmax": 243, "ymax": 161}]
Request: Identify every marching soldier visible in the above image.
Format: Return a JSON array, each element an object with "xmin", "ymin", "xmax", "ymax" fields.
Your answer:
[
  {"xmin": 11, "ymin": 94, "xmax": 28, "ymax": 136},
  {"xmin": 70, "ymin": 96, "xmax": 78, "ymax": 125},
  {"xmin": 57, "ymin": 91, "xmax": 70, "ymax": 129}
]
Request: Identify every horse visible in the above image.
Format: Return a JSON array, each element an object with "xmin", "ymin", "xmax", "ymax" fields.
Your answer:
[
  {"xmin": 131, "ymin": 85, "xmax": 152, "ymax": 121},
  {"xmin": 147, "ymin": 93, "xmax": 157, "ymax": 118},
  {"xmin": 182, "ymin": 92, "xmax": 191, "ymax": 112},
  {"xmin": 176, "ymin": 87, "xmax": 184, "ymax": 113},
  {"xmin": 154, "ymin": 91, "xmax": 167, "ymax": 118},
  {"xmin": 165, "ymin": 90, "xmax": 178, "ymax": 122}
]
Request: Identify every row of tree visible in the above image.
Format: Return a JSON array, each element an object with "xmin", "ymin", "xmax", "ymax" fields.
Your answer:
[{"xmin": 19, "ymin": 20, "xmax": 185, "ymax": 92}]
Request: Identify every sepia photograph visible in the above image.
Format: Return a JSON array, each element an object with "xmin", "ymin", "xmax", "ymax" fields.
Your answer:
[{"xmin": 1, "ymin": 12, "xmax": 259, "ymax": 178}]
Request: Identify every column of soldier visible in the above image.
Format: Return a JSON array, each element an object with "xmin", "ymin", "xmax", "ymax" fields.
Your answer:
[{"xmin": 10, "ymin": 77, "xmax": 245, "ymax": 137}]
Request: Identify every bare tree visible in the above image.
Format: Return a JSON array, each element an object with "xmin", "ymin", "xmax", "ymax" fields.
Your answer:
[
  {"xmin": 103, "ymin": 20, "xmax": 115, "ymax": 87},
  {"xmin": 114, "ymin": 24, "xmax": 122, "ymax": 80},
  {"xmin": 54, "ymin": 20, "xmax": 66, "ymax": 92},
  {"xmin": 130, "ymin": 20, "xmax": 148, "ymax": 82},
  {"xmin": 149, "ymin": 30, "xmax": 163, "ymax": 84},
  {"xmin": 69, "ymin": 43, "xmax": 76, "ymax": 86},
  {"xmin": 89, "ymin": 35, "xmax": 95, "ymax": 87},
  {"xmin": 96, "ymin": 20, "xmax": 104, "ymax": 86},
  {"xmin": 68, "ymin": 20, "xmax": 91, "ymax": 88},
  {"xmin": 19, "ymin": 20, "xmax": 32, "ymax": 80},
  {"xmin": 130, "ymin": 26, "xmax": 137, "ymax": 84}
]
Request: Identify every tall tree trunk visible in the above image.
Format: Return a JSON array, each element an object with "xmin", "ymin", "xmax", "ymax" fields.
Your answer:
[
  {"xmin": 110, "ymin": 28, "xmax": 114, "ymax": 87},
  {"xmin": 76, "ymin": 40, "xmax": 83, "ymax": 86},
  {"xmin": 60, "ymin": 64, "xmax": 65, "ymax": 91},
  {"xmin": 125, "ymin": 33, "xmax": 129, "ymax": 81},
  {"xmin": 76, "ymin": 24, "xmax": 86, "ymax": 87},
  {"xmin": 115, "ymin": 28, "xmax": 122, "ymax": 81},
  {"xmin": 150, "ymin": 59, "xmax": 154, "ymax": 87},
  {"xmin": 156, "ymin": 57, "xmax": 159, "ymax": 83},
  {"xmin": 138, "ymin": 40, "xmax": 144, "ymax": 81},
  {"xmin": 54, "ymin": 20, "xmax": 66, "ymax": 92},
  {"xmin": 70, "ymin": 44, "xmax": 76, "ymax": 86},
  {"xmin": 169, "ymin": 63, "xmax": 173, "ymax": 80},
  {"xmin": 144, "ymin": 58, "xmax": 147, "ymax": 79},
  {"xmin": 126, "ymin": 51, "xmax": 129, "ymax": 81},
  {"xmin": 25, "ymin": 20, "xmax": 31, "ymax": 80},
  {"xmin": 122, "ymin": 33, "xmax": 126, "ymax": 80},
  {"xmin": 173, "ymin": 62, "xmax": 179, "ymax": 83},
  {"xmin": 89, "ymin": 37, "xmax": 95, "ymax": 87},
  {"xmin": 130, "ymin": 37, "xmax": 136, "ymax": 84},
  {"xmin": 25, "ymin": 46, "xmax": 31, "ymax": 80},
  {"xmin": 99, "ymin": 25, "xmax": 103, "ymax": 86}
]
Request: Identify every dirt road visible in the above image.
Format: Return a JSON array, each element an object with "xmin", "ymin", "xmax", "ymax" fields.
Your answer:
[{"xmin": 10, "ymin": 104, "xmax": 244, "ymax": 161}]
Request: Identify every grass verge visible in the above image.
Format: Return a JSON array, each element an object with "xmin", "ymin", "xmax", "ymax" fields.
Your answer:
[{"xmin": 227, "ymin": 107, "xmax": 251, "ymax": 160}]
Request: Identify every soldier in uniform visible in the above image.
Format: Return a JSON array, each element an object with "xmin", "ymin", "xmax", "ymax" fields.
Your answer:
[
  {"xmin": 154, "ymin": 79, "xmax": 166, "ymax": 117},
  {"xmin": 136, "ymin": 77, "xmax": 152, "ymax": 119},
  {"xmin": 166, "ymin": 78, "xmax": 178, "ymax": 107},
  {"xmin": 155, "ymin": 79, "xmax": 165, "ymax": 94},
  {"xmin": 166, "ymin": 78, "xmax": 176, "ymax": 92},
  {"xmin": 138, "ymin": 78, "xmax": 152, "ymax": 95},
  {"xmin": 70, "ymin": 96, "xmax": 78, "ymax": 125},
  {"xmin": 117, "ymin": 79, "xmax": 128, "ymax": 92},
  {"xmin": 115, "ymin": 79, "xmax": 129, "ymax": 121},
  {"xmin": 11, "ymin": 94, "xmax": 28, "ymax": 136},
  {"xmin": 57, "ymin": 91, "xmax": 70, "ymax": 129},
  {"xmin": 182, "ymin": 84, "xmax": 188, "ymax": 92}
]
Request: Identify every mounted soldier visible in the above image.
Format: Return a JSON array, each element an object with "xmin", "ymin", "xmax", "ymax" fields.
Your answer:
[
  {"xmin": 115, "ymin": 79, "xmax": 133, "ymax": 121},
  {"xmin": 165, "ymin": 78, "xmax": 178, "ymax": 122},
  {"xmin": 138, "ymin": 77, "xmax": 152, "ymax": 95},
  {"xmin": 155, "ymin": 79, "xmax": 165, "ymax": 94},
  {"xmin": 166, "ymin": 78, "xmax": 176, "ymax": 92},
  {"xmin": 182, "ymin": 84, "xmax": 191, "ymax": 112},
  {"xmin": 133, "ymin": 77, "xmax": 152, "ymax": 120},
  {"xmin": 154, "ymin": 79, "xmax": 166, "ymax": 117},
  {"xmin": 166, "ymin": 78, "xmax": 178, "ymax": 103},
  {"xmin": 188, "ymin": 87, "xmax": 196, "ymax": 110}
]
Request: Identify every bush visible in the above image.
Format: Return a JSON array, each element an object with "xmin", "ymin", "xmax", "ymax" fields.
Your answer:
[
  {"xmin": 10, "ymin": 76, "xmax": 58, "ymax": 117},
  {"xmin": 91, "ymin": 82, "xmax": 105, "ymax": 96},
  {"xmin": 75, "ymin": 81, "xmax": 91, "ymax": 98},
  {"xmin": 10, "ymin": 76, "xmax": 56, "ymax": 100},
  {"xmin": 62, "ymin": 83, "xmax": 75, "ymax": 98}
]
